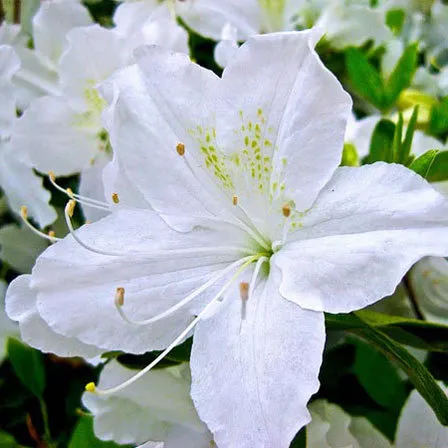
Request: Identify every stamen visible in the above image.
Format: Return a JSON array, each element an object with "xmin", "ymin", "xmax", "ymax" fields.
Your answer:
[
  {"xmin": 86, "ymin": 256, "xmax": 251, "ymax": 396},
  {"xmin": 115, "ymin": 287, "xmax": 125, "ymax": 307},
  {"xmin": 239, "ymin": 282, "xmax": 249, "ymax": 300},
  {"xmin": 112, "ymin": 193, "xmax": 120, "ymax": 204},
  {"xmin": 176, "ymin": 142, "xmax": 185, "ymax": 156},
  {"xmin": 64, "ymin": 200, "xmax": 254, "ymax": 259},
  {"xmin": 232, "ymin": 195, "xmax": 238, "ymax": 206},
  {"xmin": 20, "ymin": 206, "xmax": 60, "ymax": 243},
  {"xmin": 48, "ymin": 172, "xmax": 111, "ymax": 212},
  {"xmin": 115, "ymin": 256, "xmax": 255, "ymax": 326}
]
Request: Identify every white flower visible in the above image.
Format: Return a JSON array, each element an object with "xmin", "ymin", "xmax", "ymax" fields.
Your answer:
[
  {"xmin": 0, "ymin": 45, "xmax": 56, "ymax": 227},
  {"xmin": 83, "ymin": 360, "xmax": 212, "ymax": 447},
  {"xmin": 307, "ymin": 400, "xmax": 390, "ymax": 448},
  {"xmin": 308, "ymin": 387, "xmax": 448, "ymax": 448},
  {"xmin": 410, "ymin": 256, "xmax": 448, "ymax": 324},
  {"xmin": 116, "ymin": 0, "xmax": 392, "ymax": 50},
  {"xmin": 11, "ymin": 13, "xmax": 188, "ymax": 221},
  {"xmin": 0, "ymin": 0, "xmax": 93, "ymax": 108},
  {"xmin": 7, "ymin": 30, "xmax": 448, "ymax": 447}
]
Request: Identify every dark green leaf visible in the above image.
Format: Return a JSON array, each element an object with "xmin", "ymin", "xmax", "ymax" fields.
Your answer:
[
  {"xmin": 290, "ymin": 427, "xmax": 306, "ymax": 448},
  {"xmin": 399, "ymin": 106, "xmax": 419, "ymax": 164},
  {"xmin": 346, "ymin": 48, "xmax": 385, "ymax": 109},
  {"xmin": 350, "ymin": 314, "xmax": 448, "ymax": 425},
  {"xmin": 68, "ymin": 416, "xmax": 128, "ymax": 448},
  {"xmin": 326, "ymin": 310, "xmax": 448, "ymax": 352},
  {"xmin": 391, "ymin": 112, "xmax": 403, "ymax": 163},
  {"xmin": 426, "ymin": 150, "xmax": 448, "ymax": 182},
  {"xmin": 352, "ymin": 339, "xmax": 407, "ymax": 409},
  {"xmin": 0, "ymin": 430, "xmax": 18, "ymax": 448},
  {"xmin": 409, "ymin": 150, "xmax": 439, "ymax": 179},
  {"xmin": 7, "ymin": 338, "xmax": 45, "ymax": 399},
  {"xmin": 386, "ymin": 8, "xmax": 406, "ymax": 35},
  {"xmin": 385, "ymin": 43, "xmax": 418, "ymax": 106},
  {"xmin": 429, "ymin": 97, "xmax": 448, "ymax": 136},
  {"xmin": 367, "ymin": 119, "xmax": 395, "ymax": 163}
]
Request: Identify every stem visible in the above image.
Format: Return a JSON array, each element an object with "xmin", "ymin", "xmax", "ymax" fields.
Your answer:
[{"xmin": 39, "ymin": 398, "xmax": 51, "ymax": 443}]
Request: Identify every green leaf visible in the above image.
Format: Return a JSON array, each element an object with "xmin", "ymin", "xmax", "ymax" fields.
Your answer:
[
  {"xmin": 341, "ymin": 143, "xmax": 360, "ymax": 166},
  {"xmin": 346, "ymin": 48, "xmax": 385, "ymax": 110},
  {"xmin": 367, "ymin": 119, "xmax": 395, "ymax": 163},
  {"xmin": 391, "ymin": 112, "xmax": 403, "ymax": 163},
  {"xmin": 409, "ymin": 149, "xmax": 439, "ymax": 179},
  {"xmin": 7, "ymin": 338, "xmax": 45, "ymax": 399},
  {"xmin": 0, "ymin": 431, "xmax": 18, "ymax": 448},
  {"xmin": 426, "ymin": 150, "xmax": 448, "ymax": 182},
  {"xmin": 429, "ymin": 97, "xmax": 448, "ymax": 136},
  {"xmin": 20, "ymin": 0, "xmax": 40, "ymax": 36},
  {"xmin": 386, "ymin": 8, "xmax": 406, "ymax": 35},
  {"xmin": 399, "ymin": 106, "xmax": 419, "ymax": 165},
  {"xmin": 385, "ymin": 43, "xmax": 418, "ymax": 106},
  {"xmin": 69, "ymin": 416, "xmax": 128, "ymax": 448},
  {"xmin": 352, "ymin": 339, "xmax": 407, "ymax": 409},
  {"xmin": 350, "ymin": 314, "xmax": 448, "ymax": 426},
  {"xmin": 326, "ymin": 310, "xmax": 448, "ymax": 352}
]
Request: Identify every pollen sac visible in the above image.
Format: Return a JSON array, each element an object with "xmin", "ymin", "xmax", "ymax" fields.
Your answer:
[
  {"xmin": 239, "ymin": 282, "xmax": 249, "ymax": 301},
  {"xmin": 176, "ymin": 142, "xmax": 186, "ymax": 156},
  {"xmin": 282, "ymin": 204, "xmax": 291, "ymax": 218},
  {"xmin": 232, "ymin": 195, "xmax": 238, "ymax": 206},
  {"xmin": 115, "ymin": 287, "xmax": 125, "ymax": 306},
  {"xmin": 112, "ymin": 192, "xmax": 120, "ymax": 204}
]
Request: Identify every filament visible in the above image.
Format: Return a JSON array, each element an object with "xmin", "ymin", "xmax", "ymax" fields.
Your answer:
[
  {"xmin": 20, "ymin": 206, "xmax": 60, "ymax": 243},
  {"xmin": 86, "ymin": 255, "xmax": 252, "ymax": 396},
  {"xmin": 115, "ymin": 256, "xmax": 255, "ymax": 325}
]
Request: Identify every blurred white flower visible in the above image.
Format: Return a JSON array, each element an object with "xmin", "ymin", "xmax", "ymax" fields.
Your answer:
[
  {"xmin": 83, "ymin": 361, "xmax": 212, "ymax": 447},
  {"xmin": 0, "ymin": 280, "xmax": 19, "ymax": 362}
]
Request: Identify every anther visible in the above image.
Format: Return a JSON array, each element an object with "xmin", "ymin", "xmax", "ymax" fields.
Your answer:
[
  {"xmin": 239, "ymin": 282, "xmax": 249, "ymax": 301},
  {"xmin": 232, "ymin": 195, "xmax": 238, "ymax": 206},
  {"xmin": 85, "ymin": 382, "xmax": 96, "ymax": 393},
  {"xmin": 282, "ymin": 204, "xmax": 291, "ymax": 218},
  {"xmin": 176, "ymin": 142, "xmax": 185, "ymax": 156},
  {"xmin": 48, "ymin": 171, "xmax": 56, "ymax": 182},
  {"xmin": 115, "ymin": 287, "xmax": 125, "ymax": 307},
  {"xmin": 48, "ymin": 230, "xmax": 56, "ymax": 238},
  {"xmin": 20, "ymin": 205, "xmax": 28, "ymax": 219},
  {"xmin": 112, "ymin": 193, "xmax": 120, "ymax": 204},
  {"xmin": 67, "ymin": 200, "xmax": 76, "ymax": 218},
  {"xmin": 66, "ymin": 188, "xmax": 74, "ymax": 198}
]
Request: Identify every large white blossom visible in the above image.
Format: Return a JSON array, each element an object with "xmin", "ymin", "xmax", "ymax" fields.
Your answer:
[
  {"xmin": 0, "ymin": 45, "xmax": 55, "ymax": 227},
  {"xmin": 6, "ymin": 30, "xmax": 448, "ymax": 447},
  {"xmin": 0, "ymin": 280, "xmax": 19, "ymax": 362}
]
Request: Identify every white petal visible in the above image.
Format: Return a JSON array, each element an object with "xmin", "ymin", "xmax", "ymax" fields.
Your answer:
[
  {"xmin": 32, "ymin": 209, "xmax": 246, "ymax": 353},
  {"xmin": 395, "ymin": 383, "xmax": 448, "ymax": 448},
  {"xmin": 276, "ymin": 163, "xmax": 448, "ymax": 313},
  {"xmin": 0, "ymin": 280, "xmax": 19, "ymax": 362},
  {"xmin": 79, "ymin": 152, "xmax": 110, "ymax": 222},
  {"xmin": 11, "ymin": 95, "xmax": 99, "ymax": 176},
  {"xmin": 0, "ymin": 150, "xmax": 57, "ymax": 227},
  {"xmin": 410, "ymin": 257, "xmax": 448, "ymax": 324},
  {"xmin": 59, "ymin": 25, "xmax": 127, "ymax": 102},
  {"xmin": 101, "ymin": 50, "xmax": 238, "ymax": 226},
  {"xmin": 83, "ymin": 361, "xmax": 206, "ymax": 445},
  {"xmin": 32, "ymin": 0, "xmax": 92, "ymax": 65},
  {"xmin": 317, "ymin": 4, "xmax": 392, "ymax": 49},
  {"xmin": 220, "ymin": 31, "xmax": 352, "ymax": 211},
  {"xmin": 190, "ymin": 266, "xmax": 325, "ymax": 448},
  {"xmin": 214, "ymin": 24, "xmax": 239, "ymax": 68},
  {"xmin": 6, "ymin": 275, "xmax": 101, "ymax": 358},
  {"xmin": 344, "ymin": 115, "xmax": 380, "ymax": 159},
  {"xmin": 0, "ymin": 45, "xmax": 20, "ymax": 134},
  {"xmin": 0, "ymin": 224, "xmax": 48, "ymax": 273},
  {"xmin": 113, "ymin": 1, "xmax": 161, "ymax": 35},
  {"xmin": 176, "ymin": 0, "xmax": 259, "ymax": 40}
]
